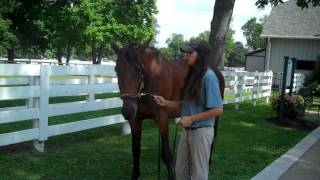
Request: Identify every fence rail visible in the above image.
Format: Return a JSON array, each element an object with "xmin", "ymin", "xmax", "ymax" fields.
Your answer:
[{"xmin": 0, "ymin": 64, "xmax": 304, "ymax": 151}]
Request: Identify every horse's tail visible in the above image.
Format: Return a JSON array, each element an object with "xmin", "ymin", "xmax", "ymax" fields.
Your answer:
[
  {"xmin": 209, "ymin": 65, "xmax": 225, "ymax": 99},
  {"xmin": 208, "ymin": 65, "xmax": 224, "ymax": 170},
  {"xmin": 209, "ymin": 116, "xmax": 219, "ymax": 169}
]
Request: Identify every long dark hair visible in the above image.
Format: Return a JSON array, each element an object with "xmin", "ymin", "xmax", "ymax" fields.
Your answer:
[{"xmin": 184, "ymin": 51, "xmax": 210, "ymax": 104}]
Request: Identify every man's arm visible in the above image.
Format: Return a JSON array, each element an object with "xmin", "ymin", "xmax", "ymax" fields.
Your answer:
[
  {"xmin": 178, "ymin": 108, "xmax": 223, "ymax": 127},
  {"xmin": 153, "ymin": 95, "xmax": 181, "ymax": 109}
]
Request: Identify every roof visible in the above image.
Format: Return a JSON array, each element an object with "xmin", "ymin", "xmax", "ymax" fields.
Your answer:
[
  {"xmin": 261, "ymin": 0, "xmax": 320, "ymax": 39},
  {"xmin": 245, "ymin": 48, "xmax": 266, "ymax": 56}
]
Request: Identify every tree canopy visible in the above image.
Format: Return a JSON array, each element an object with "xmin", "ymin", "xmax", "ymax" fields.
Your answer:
[
  {"xmin": 1, "ymin": 0, "xmax": 319, "ymax": 65},
  {"xmin": 0, "ymin": 0, "xmax": 157, "ymax": 64},
  {"xmin": 241, "ymin": 17, "xmax": 266, "ymax": 51},
  {"xmin": 160, "ymin": 28, "xmax": 247, "ymax": 68}
]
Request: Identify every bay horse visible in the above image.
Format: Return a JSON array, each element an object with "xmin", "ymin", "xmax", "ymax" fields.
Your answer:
[{"xmin": 111, "ymin": 40, "xmax": 225, "ymax": 180}]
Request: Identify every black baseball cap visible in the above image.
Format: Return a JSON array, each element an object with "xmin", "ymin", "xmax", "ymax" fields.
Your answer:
[{"xmin": 180, "ymin": 40, "xmax": 212, "ymax": 55}]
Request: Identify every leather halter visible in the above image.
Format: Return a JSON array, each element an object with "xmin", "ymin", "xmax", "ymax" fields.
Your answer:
[{"xmin": 119, "ymin": 64, "xmax": 147, "ymax": 100}]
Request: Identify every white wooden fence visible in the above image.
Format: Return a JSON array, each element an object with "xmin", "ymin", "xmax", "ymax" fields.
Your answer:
[
  {"xmin": 222, "ymin": 70, "xmax": 273, "ymax": 109},
  {"xmin": 0, "ymin": 64, "xmax": 127, "ymax": 152},
  {"xmin": 0, "ymin": 64, "xmax": 304, "ymax": 152}
]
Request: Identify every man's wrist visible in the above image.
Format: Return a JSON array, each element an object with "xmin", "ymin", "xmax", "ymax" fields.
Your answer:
[
  {"xmin": 189, "ymin": 115, "xmax": 195, "ymax": 123},
  {"xmin": 164, "ymin": 100, "xmax": 169, "ymax": 107}
]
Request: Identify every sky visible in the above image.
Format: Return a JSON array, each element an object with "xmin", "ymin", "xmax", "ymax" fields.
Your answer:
[{"xmin": 155, "ymin": 0, "xmax": 272, "ymax": 47}]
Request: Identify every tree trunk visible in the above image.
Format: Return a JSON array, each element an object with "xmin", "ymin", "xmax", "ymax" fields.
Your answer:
[
  {"xmin": 66, "ymin": 45, "xmax": 72, "ymax": 65},
  {"xmin": 91, "ymin": 44, "xmax": 97, "ymax": 64},
  {"xmin": 96, "ymin": 47, "xmax": 103, "ymax": 64},
  {"xmin": 7, "ymin": 47, "xmax": 15, "ymax": 63},
  {"xmin": 57, "ymin": 46, "xmax": 63, "ymax": 65},
  {"xmin": 209, "ymin": 0, "xmax": 236, "ymax": 70}
]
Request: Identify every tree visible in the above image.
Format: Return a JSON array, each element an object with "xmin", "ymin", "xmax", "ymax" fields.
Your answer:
[
  {"xmin": 159, "ymin": 47, "xmax": 174, "ymax": 60},
  {"xmin": 42, "ymin": 0, "xmax": 82, "ymax": 65},
  {"xmin": 111, "ymin": 0, "xmax": 157, "ymax": 45},
  {"xmin": 0, "ymin": 0, "xmax": 157, "ymax": 64},
  {"xmin": 78, "ymin": 0, "xmax": 157, "ymax": 64},
  {"xmin": 0, "ymin": 17, "xmax": 16, "ymax": 57},
  {"xmin": 1, "ymin": 0, "xmax": 45, "ymax": 63},
  {"xmin": 189, "ymin": 31, "xmax": 210, "ymax": 42},
  {"xmin": 209, "ymin": 0, "xmax": 236, "ymax": 69},
  {"xmin": 165, "ymin": 33, "xmax": 185, "ymax": 59},
  {"xmin": 227, "ymin": 41, "xmax": 248, "ymax": 67},
  {"xmin": 225, "ymin": 29, "xmax": 236, "ymax": 64},
  {"xmin": 241, "ymin": 17, "xmax": 265, "ymax": 50}
]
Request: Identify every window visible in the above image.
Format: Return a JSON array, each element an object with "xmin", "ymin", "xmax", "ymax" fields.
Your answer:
[{"xmin": 296, "ymin": 60, "xmax": 315, "ymax": 70}]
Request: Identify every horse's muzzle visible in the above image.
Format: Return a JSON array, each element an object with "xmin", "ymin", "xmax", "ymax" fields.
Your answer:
[{"xmin": 122, "ymin": 100, "xmax": 137, "ymax": 120}]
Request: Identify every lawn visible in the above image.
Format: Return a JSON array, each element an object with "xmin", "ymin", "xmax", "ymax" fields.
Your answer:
[{"xmin": 0, "ymin": 99, "xmax": 317, "ymax": 180}]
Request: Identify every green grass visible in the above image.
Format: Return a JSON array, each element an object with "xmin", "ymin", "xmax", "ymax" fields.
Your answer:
[
  {"xmin": 314, "ymin": 96, "xmax": 320, "ymax": 104},
  {"xmin": 224, "ymin": 91, "xmax": 266, "ymax": 99},
  {"xmin": 1, "ymin": 99, "xmax": 317, "ymax": 179}
]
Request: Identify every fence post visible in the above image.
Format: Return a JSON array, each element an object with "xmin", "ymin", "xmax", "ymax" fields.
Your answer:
[
  {"xmin": 241, "ymin": 73, "xmax": 247, "ymax": 108},
  {"xmin": 29, "ymin": 75, "xmax": 42, "ymax": 152},
  {"xmin": 122, "ymin": 122, "xmax": 131, "ymax": 135},
  {"xmin": 234, "ymin": 72, "xmax": 241, "ymax": 110},
  {"xmin": 33, "ymin": 64, "xmax": 50, "ymax": 153},
  {"xmin": 266, "ymin": 71, "xmax": 273, "ymax": 104},
  {"xmin": 252, "ymin": 72, "xmax": 259, "ymax": 107},
  {"xmin": 87, "ymin": 68, "xmax": 95, "ymax": 102}
]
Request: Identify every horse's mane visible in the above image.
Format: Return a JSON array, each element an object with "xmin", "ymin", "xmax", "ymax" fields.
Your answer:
[
  {"xmin": 121, "ymin": 44, "xmax": 164, "ymax": 61},
  {"xmin": 145, "ymin": 47, "xmax": 164, "ymax": 61}
]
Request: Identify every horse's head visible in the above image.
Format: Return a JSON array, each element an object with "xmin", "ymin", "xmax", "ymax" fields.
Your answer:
[{"xmin": 111, "ymin": 40, "xmax": 150, "ymax": 120}]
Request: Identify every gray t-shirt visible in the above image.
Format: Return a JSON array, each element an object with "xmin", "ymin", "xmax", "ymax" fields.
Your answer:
[{"xmin": 181, "ymin": 68, "xmax": 223, "ymax": 128}]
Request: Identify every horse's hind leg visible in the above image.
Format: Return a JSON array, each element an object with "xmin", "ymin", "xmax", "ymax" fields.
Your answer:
[
  {"xmin": 129, "ymin": 119, "xmax": 142, "ymax": 180},
  {"xmin": 156, "ymin": 112, "xmax": 175, "ymax": 180}
]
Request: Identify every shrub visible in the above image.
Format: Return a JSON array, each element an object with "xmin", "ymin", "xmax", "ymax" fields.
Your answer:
[
  {"xmin": 307, "ymin": 81, "xmax": 320, "ymax": 96},
  {"xmin": 271, "ymin": 94, "xmax": 305, "ymax": 119}
]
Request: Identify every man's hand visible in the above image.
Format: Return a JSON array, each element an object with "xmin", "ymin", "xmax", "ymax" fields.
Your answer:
[
  {"xmin": 153, "ymin": 95, "xmax": 167, "ymax": 107},
  {"xmin": 178, "ymin": 116, "xmax": 193, "ymax": 127}
]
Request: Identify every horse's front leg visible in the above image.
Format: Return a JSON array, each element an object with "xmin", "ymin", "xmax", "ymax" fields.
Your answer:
[
  {"xmin": 156, "ymin": 110, "xmax": 175, "ymax": 180},
  {"xmin": 129, "ymin": 119, "xmax": 142, "ymax": 180}
]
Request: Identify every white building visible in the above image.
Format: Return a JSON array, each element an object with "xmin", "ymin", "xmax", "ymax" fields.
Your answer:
[{"xmin": 246, "ymin": 0, "xmax": 320, "ymax": 79}]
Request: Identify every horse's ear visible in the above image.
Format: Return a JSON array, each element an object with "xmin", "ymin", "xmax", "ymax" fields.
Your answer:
[
  {"xmin": 137, "ymin": 37, "xmax": 152, "ymax": 52},
  {"xmin": 111, "ymin": 41, "xmax": 120, "ymax": 54}
]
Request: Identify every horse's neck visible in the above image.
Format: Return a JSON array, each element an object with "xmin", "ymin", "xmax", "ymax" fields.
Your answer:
[{"xmin": 142, "ymin": 56, "xmax": 162, "ymax": 94}]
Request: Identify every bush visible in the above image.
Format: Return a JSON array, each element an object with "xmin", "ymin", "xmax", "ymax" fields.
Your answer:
[
  {"xmin": 271, "ymin": 94, "xmax": 305, "ymax": 119},
  {"xmin": 307, "ymin": 81, "xmax": 320, "ymax": 96}
]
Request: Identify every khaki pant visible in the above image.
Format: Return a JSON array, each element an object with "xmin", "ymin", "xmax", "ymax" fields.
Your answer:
[{"xmin": 176, "ymin": 127, "xmax": 215, "ymax": 180}]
